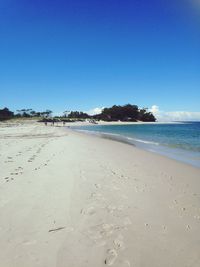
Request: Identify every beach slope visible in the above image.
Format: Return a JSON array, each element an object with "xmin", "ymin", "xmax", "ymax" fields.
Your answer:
[{"xmin": 0, "ymin": 122, "xmax": 200, "ymax": 267}]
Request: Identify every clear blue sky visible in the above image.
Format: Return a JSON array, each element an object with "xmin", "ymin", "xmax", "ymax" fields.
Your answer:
[{"xmin": 0, "ymin": 0, "xmax": 199, "ymax": 114}]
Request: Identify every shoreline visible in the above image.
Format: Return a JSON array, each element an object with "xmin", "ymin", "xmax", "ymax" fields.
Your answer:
[
  {"xmin": 71, "ymin": 126, "xmax": 200, "ymax": 169},
  {"xmin": 1, "ymin": 118, "xmax": 185, "ymax": 127},
  {"xmin": 0, "ymin": 121, "xmax": 200, "ymax": 267}
]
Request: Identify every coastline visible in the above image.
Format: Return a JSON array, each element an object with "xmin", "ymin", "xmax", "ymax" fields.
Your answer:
[
  {"xmin": 0, "ymin": 121, "xmax": 200, "ymax": 267},
  {"xmin": 59, "ymin": 120, "xmax": 184, "ymax": 127},
  {"xmin": 71, "ymin": 123, "xmax": 200, "ymax": 169}
]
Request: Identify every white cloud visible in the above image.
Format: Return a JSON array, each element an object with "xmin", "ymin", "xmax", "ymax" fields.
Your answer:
[
  {"xmin": 164, "ymin": 111, "xmax": 200, "ymax": 121},
  {"xmin": 86, "ymin": 107, "xmax": 104, "ymax": 116},
  {"xmin": 150, "ymin": 105, "xmax": 200, "ymax": 121},
  {"xmin": 150, "ymin": 105, "xmax": 159, "ymax": 115}
]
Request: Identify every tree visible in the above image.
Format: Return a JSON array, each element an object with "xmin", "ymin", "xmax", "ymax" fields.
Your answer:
[
  {"xmin": 93, "ymin": 104, "xmax": 156, "ymax": 122},
  {"xmin": 67, "ymin": 111, "xmax": 90, "ymax": 119},
  {"xmin": 63, "ymin": 110, "xmax": 70, "ymax": 118},
  {"xmin": 41, "ymin": 110, "xmax": 53, "ymax": 118},
  {"xmin": 16, "ymin": 109, "xmax": 32, "ymax": 117},
  {"xmin": 97, "ymin": 104, "xmax": 139, "ymax": 121},
  {"xmin": 30, "ymin": 110, "xmax": 36, "ymax": 117},
  {"xmin": 138, "ymin": 108, "xmax": 156, "ymax": 122},
  {"xmin": 0, "ymin": 107, "xmax": 14, "ymax": 121}
]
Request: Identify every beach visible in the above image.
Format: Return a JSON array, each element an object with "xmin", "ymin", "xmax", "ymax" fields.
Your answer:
[{"xmin": 0, "ymin": 120, "xmax": 200, "ymax": 267}]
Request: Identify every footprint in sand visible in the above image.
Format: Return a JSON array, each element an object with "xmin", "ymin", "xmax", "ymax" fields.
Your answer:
[
  {"xmin": 86, "ymin": 207, "xmax": 96, "ymax": 215},
  {"xmin": 81, "ymin": 206, "xmax": 96, "ymax": 215},
  {"xmin": 111, "ymin": 170, "xmax": 116, "ymax": 175},
  {"xmin": 174, "ymin": 199, "xmax": 178, "ymax": 204},
  {"xmin": 162, "ymin": 225, "xmax": 167, "ymax": 233},
  {"xmin": 101, "ymin": 224, "xmax": 115, "ymax": 235},
  {"xmin": 5, "ymin": 159, "xmax": 13, "ymax": 163},
  {"xmin": 106, "ymin": 205, "xmax": 124, "ymax": 214},
  {"xmin": 4, "ymin": 176, "xmax": 15, "ymax": 182},
  {"xmin": 15, "ymin": 167, "xmax": 23, "ymax": 173},
  {"xmin": 113, "ymin": 235, "xmax": 125, "ymax": 250},
  {"xmin": 94, "ymin": 183, "xmax": 101, "ymax": 189},
  {"xmin": 28, "ymin": 156, "xmax": 36, "ymax": 162},
  {"xmin": 106, "ymin": 205, "xmax": 116, "ymax": 214},
  {"xmin": 121, "ymin": 174, "xmax": 130, "ymax": 180},
  {"xmin": 105, "ymin": 249, "xmax": 118, "ymax": 265},
  {"xmin": 88, "ymin": 223, "xmax": 115, "ymax": 241},
  {"xmin": 90, "ymin": 192, "xmax": 104, "ymax": 201}
]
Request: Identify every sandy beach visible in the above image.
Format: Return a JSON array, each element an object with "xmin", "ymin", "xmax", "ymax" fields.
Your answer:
[{"xmin": 0, "ymin": 120, "xmax": 200, "ymax": 267}]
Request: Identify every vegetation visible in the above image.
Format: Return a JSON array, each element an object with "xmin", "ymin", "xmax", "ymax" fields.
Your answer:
[
  {"xmin": 65, "ymin": 104, "xmax": 155, "ymax": 122},
  {"xmin": 138, "ymin": 108, "xmax": 156, "ymax": 122},
  {"xmin": 93, "ymin": 104, "xmax": 156, "ymax": 122},
  {"xmin": 0, "ymin": 107, "xmax": 53, "ymax": 121},
  {"xmin": 0, "ymin": 104, "xmax": 156, "ymax": 122},
  {"xmin": 0, "ymin": 107, "xmax": 14, "ymax": 121},
  {"xmin": 15, "ymin": 109, "xmax": 52, "ymax": 118},
  {"xmin": 67, "ymin": 111, "xmax": 90, "ymax": 119}
]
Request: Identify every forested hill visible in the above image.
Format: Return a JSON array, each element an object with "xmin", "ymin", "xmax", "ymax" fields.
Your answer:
[
  {"xmin": 93, "ymin": 104, "xmax": 156, "ymax": 122},
  {"xmin": 0, "ymin": 104, "xmax": 156, "ymax": 122}
]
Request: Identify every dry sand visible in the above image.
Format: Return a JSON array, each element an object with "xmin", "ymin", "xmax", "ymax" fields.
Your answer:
[{"xmin": 0, "ymin": 121, "xmax": 200, "ymax": 267}]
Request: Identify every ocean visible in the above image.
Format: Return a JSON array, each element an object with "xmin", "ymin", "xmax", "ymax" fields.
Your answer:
[{"xmin": 73, "ymin": 122, "xmax": 200, "ymax": 168}]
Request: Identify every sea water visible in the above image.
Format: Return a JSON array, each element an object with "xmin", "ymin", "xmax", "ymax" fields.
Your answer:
[{"xmin": 73, "ymin": 122, "xmax": 200, "ymax": 168}]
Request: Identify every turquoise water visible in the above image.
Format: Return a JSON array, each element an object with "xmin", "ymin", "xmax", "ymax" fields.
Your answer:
[{"xmin": 73, "ymin": 122, "xmax": 200, "ymax": 168}]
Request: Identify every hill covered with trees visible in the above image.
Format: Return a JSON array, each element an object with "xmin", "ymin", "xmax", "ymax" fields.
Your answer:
[
  {"xmin": 0, "ymin": 104, "xmax": 156, "ymax": 122},
  {"xmin": 93, "ymin": 104, "xmax": 156, "ymax": 122}
]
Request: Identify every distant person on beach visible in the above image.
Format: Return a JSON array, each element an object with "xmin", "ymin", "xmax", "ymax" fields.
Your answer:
[{"xmin": 45, "ymin": 121, "xmax": 47, "ymax": 126}]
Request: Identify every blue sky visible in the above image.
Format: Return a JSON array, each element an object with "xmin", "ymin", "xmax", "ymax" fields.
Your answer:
[{"xmin": 0, "ymin": 0, "xmax": 199, "ymax": 117}]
